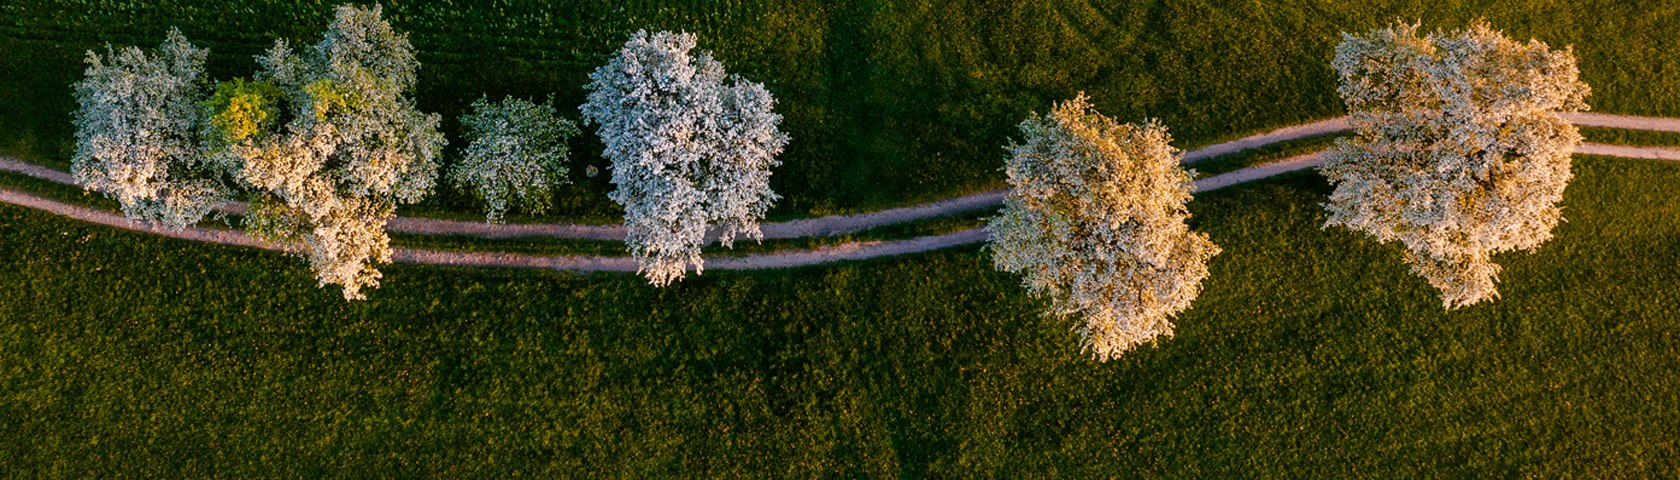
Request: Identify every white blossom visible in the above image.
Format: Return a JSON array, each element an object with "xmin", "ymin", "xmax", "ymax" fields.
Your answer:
[
  {"xmin": 211, "ymin": 4, "xmax": 445, "ymax": 299},
  {"xmin": 987, "ymin": 95, "xmax": 1221, "ymax": 361},
  {"xmin": 580, "ymin": 30, "xmax": 788, "ymax": 286},
  {"xmin": 1321, "ymin": 22, "xmax": 1590, "ymax": 309},
  {"xmin": 449, "ymin": 95, "xmax": 578, "ymax": 223},
  {"xmin": 71, "ymin": 29, "xmax": 227, "ymax": 228}
]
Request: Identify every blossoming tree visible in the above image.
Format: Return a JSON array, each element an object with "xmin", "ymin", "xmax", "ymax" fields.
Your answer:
[
  {"xmin": 72, "ymin": 29, "xmax": 228, "ymax": 228},
  {"xmin": 449, "ymin": 95, "xmax": 579, "ymax": 223},
  {"xmin": 208, "ymin": 4, "xmax": 446, "ymax": 299},
  {"xmin": 987, "ymin": 95, "xmax": 1221, "ymax": 361},
  {"xmin": 580, "ymin": 30, "xmax": 788, "ymax": 286},
  {"xmin": 1321, "ymin": 22, "xmax": 1590, "ymax": 309}
]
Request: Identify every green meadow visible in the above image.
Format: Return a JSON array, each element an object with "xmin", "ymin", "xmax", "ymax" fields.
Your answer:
[
  {"xmin": 5, "ymin": 1, "xmax": 1680, "ymax": 217},
  {"xmin": 2, "ymin": 157, "xmax": 1677, "ymax": 476},
  {"xmin": 4, "ymin": 1, "xmax": 1680, "ymax": 476}
]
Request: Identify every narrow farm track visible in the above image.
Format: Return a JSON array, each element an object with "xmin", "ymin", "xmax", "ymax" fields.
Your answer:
[
  {"xmin": 0, "ymin": 156, "xmax": 1283, "ymax": 273},
  {"xmin": 7, "ymin": 142, "xmax": 1679, "ymax": 272},
  {"xmin": 4, "ymin": 112, "xmax": 1678, "ymax": 241},
  {"xmin": 2, "ymin": 113, "xmax": 1680, "ymax": 273},
  {"xmin": 0, "ymin": 156, "xmax": 73, "ymax": 184}
]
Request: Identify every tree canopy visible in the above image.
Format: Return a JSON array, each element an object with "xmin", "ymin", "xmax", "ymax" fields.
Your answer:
[
  {"xmin": 449, "ymin": 95, "xmax": 578, "ymax": 223},
  {"xmin": 987, "ymin": 95, "xmax": 1220, "ymax": 361},
  {"xmin": 1321, "ymin": 22, "xmax": 1590, "ymax": 309},
  {"xmin": 72, "ymin": 28, "xmax": 227, "ymax": 229},
  {"xmin": 580, "ymin": 30, "xmax": 788, "ymax": 286}
]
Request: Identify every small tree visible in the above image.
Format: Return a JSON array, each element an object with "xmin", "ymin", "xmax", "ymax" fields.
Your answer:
[
  {"xmin": 207, "ymin": 4, "xmax": 445, "ymax": 299},
  {"xmin": 580, "ymin": 30, "xmax": 788, "ymax": 286},
  {"xmin": 72, "ymin": 29, "xmax": 228, "ymax": 228},
  {"xmin": 987, "ymin": 95, "xmax": 1221, "ymax": 361},
  {"xmin": 449, "ymin": 95, "xmax": 579, "ymax": 223},
  {"xmin": 1321, "ymin": 22, "xmax": 1590, "ymax": 309}
]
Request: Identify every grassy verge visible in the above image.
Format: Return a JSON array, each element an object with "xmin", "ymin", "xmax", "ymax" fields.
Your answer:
[
  {"xmin": 1, "ymin": 157, "xmax": 1676, "ymax": 476},
  {"xmin": 1188, "ymin": 134, "xmax": 1344, "ymax": 178},
  {"xmin": 6, "ymin": 1, "xmax": 1680, "ymax": 217},
  {"xmin": 1579, "ymin": 126, "xmax": 1680, "ymax": 147},
  {"xmin": 0, "ymin": 169, "xmax": 115, "ymax": 210},
  {"xmin": 0, "ymin": 168, "xmax": 992, "ymax": 258},
  {"xmin": 389, "ymin": 209, "xmax": 991, "ymax": 258}
]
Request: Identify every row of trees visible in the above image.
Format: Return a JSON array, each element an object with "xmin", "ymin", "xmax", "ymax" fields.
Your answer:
[
  {"xmin": 75, "ymin": 13, "xmax": 1587, "ymax": 359},
  {"xmin": 72, "ymin": 6, "xmax": 785, "ymax": 298},
  {"xmin": 989, "ymin": 21, "xmax": 1588, "ymax": 360},
  {"xmin": 73, "ymin": 7, "xmax": 444, "ymax": 299}
]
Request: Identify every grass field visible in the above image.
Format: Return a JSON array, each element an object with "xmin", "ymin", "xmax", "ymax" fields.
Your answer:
[
  {"xmin": 1580, "ymin": 126, "xmax": 1680, "ymax": 147},
  {"xmin": 5, "ymin": 1, "xmax": 1680, "ymax": 219},
  {"xmin": 2, "ymin": 156, "xmax": 1676, "ymax": 476},
  {"xmin": 5, "ymin": 1, "xmax": 1680, "ymax": 475},
  {"xmin": 391, "ymin": 208, "xmax": 989, "ymax": 258},
  {"xmin": 1189, "ymin": 134, "xmax": 1343, "ymax": 177}
]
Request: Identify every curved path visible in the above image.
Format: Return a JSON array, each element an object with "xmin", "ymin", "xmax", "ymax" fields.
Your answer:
[
  {"xmin": 4, "ymin": 112, "xmax": 1677, "ymax": 242},
  {"xmin": 406, "ymin": 140, "xmax": 1680, "ymax": 271},
  {"xmin": 0, "ymin": 154, "xmax": 1301, "ymax": 272},
  {"xmin": 8, "ymin": 141, "xmax": 1680, "ymax": 272},
  {"xmin": 4, "ymin": 113, "xmax": 1680, "ymax": 273}
]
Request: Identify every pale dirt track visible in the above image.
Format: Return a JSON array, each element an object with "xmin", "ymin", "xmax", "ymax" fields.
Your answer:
[
  {"xmin": 0, "ymin": 118, "xmax": 1350, "ymax": 241},
  {"xmin": 3, "ymin": 113, "xmax": 1679, "ymax": 272},
  {"xmin": 5, "ymin": 112, "xmax": 1678, "ymax": 242},
  {"xmin": 10, "ymin": 142, "xmax": 1675, "ymax": 272},
  {"xmin": 0, "ymin": 153, "xmax": 1322, "ymax": 272}
]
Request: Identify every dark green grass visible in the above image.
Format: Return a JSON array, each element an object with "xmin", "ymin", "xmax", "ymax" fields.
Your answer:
[
  {"xmin": 1189, "ymin": 134, "xmax": 1344, "ymax": 178},
  {"xmin": 2, "ymin": 157, "xmax": 1677, "ymax": 476},
  {"xmin": 0, "ymin": 167, "xmax": 992, "ymax": 257},
  {"xmin": 1580, "ymin": 126, "xmax": 1680, "ymax": 147},
  {"xmin": 390, "ymin": 209, "xmax": 989, "ymax": 257},
  {"xmin": 389, "ymin": 233, "xmax": 625, "ymax": 258},
  {"xmin": 5, "ymin": 1, "xmax": 1680, "ymax": 217},
  {"xmin": 0, "ymin": 170, "xmax": 115, "ymax": 211},
  {"xmin": 398, "ymin": 165, "xmax": 626, "ymax": 226}
]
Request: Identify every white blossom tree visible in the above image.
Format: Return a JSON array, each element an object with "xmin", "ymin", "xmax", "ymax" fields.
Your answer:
[
  {"xmin": 207, "ymin": 4, "xmax": 445, "ymax": 299},
  {"xmin": 1321, "ymin": 22, "xmax": 1590, "ymax": 309},
  {"xmin": 448, "ymin": 95, "xmax": 578, "ymax": 223},
  {"xmin": 72, "ymin": 28, "xmax": 228, "ymax": 228},
  {"xmin": 987, "ymin": 95, "xmax": 1221, "ymax": 361},
  {"xmin": 580, "ymin": 30, "xmax": 788, "ymax": 286}
]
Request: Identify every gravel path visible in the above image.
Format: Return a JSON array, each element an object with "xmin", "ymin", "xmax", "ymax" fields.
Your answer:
[
  {"xmin": 1181, "ymin": 117, "xmax": 1351, "ymax": 162},
  {"xmin": 4, "ymin": 141, "xmax": 1677, "ymax": 271},
  {"xmin": 0, "ymin": 187, "xmax": 280, "ymax": 251},
  {"xmin": 0, "ymin": 183, "xmax": 993, "ymax": 272},
  {"xmin": 1562, "ymin": 112, "xmax": 1680, "ymax": 132},
  {"xmin": 7, "ymin": 112, "xmax": 1679, "ymax": 242},
  {"xmin": 1576, "ymin": 143, "xmax": 1680, "ymax": 160},
  {"xmin": 0, "ymin": 157, "xmax": 74, "ymax": 184},
  {"xmin": 1194, "ymin": 152, "xmax": 1326, "ymax": 191},
  {"xmin": 0, "ymin": 153, "xmax": 1317, "ymax": 272},
  {"xmin": 7, "ymin": 111, "xmax": 1680, "ymax": 274},
  {"xmin": 0, "ymin": 117, "xmax": 1352, "ymax": 241}
]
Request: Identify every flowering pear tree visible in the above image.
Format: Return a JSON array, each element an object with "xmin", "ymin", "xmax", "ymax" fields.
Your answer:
[
  {"xmin": 449, "ymin": 95, "xmax": 579, "ymax": 223},
  {"xmin": 1321, "ymin": 22, "xmax": 1590, "ymax": 309},
  {"xmin": 207, "ymin": 4, "xmax": 445, "ymax": 299},
  {"xmin": 71, "ymin": 29, "xmax": 228, "ymax": 228},
  {"xmin": 580, "ymin": 30, "xmax": 788, "ymax": 286},
  {"xmin": 987, "ymin": 95, "xmax": 1221, "ymax": 361}
]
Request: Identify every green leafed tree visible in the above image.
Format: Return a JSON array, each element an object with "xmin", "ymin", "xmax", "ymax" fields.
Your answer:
[{"xmin": 449, "ymin": 95, "xmax": 578, "ymax": 223}]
